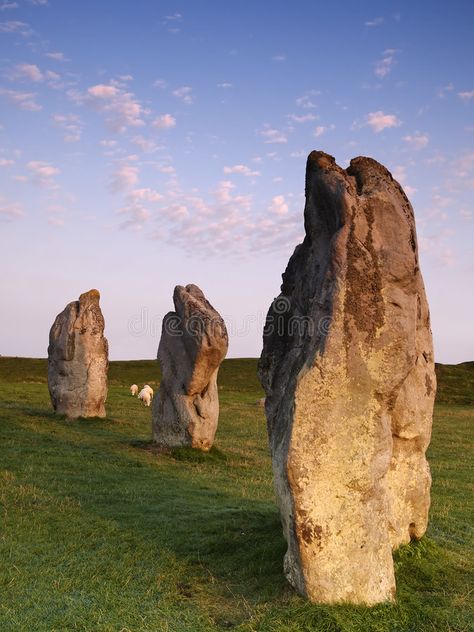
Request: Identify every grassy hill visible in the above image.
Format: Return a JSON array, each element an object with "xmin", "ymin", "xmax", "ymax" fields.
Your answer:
[
  {"xmin": 0, "ymin": 356, "xmax": 472, "ymax": 403},
  {"xmin": 0, "ymin": 357, "xmax": 472, "ymax": 631}
]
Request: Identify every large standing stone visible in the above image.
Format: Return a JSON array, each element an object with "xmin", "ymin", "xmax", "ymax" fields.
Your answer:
[
  {"xmin": 48, "ymin": 289, "xmax": 109, "ymax": 418},
  {"xmin": 152, "ymin": 284, "xmax": 228, "ymax": 451},
  {"xmin": 258, "ymin": 151, "xmax": 435, "ymax": 605}
]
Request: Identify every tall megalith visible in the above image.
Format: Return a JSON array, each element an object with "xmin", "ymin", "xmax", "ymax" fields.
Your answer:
[
  {"xmin": 258, "ymin": 151, "xmax": 435, "ymax": 604},
  {"xmin": 152, "ymin": 284, "xmax": 228, "ymax": 451},
  {"xmin": 48, "ymin": 289, "xmax": 109, "ymax": 418}
]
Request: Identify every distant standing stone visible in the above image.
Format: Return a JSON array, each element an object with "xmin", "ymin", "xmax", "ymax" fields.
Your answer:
[
  {"xmin": 48, "ymin": 289, "xmax": 109, "ymax": 418},
  {"xmin": 258, "ymin": 152, "xmax": 436, "ymax": 605},
  {"xmin": 152, "ymin": 284, "xmax": 228, "ymax": 451}
]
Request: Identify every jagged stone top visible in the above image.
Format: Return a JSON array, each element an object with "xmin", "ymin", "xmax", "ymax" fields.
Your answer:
[
  {"xmin": 173, "ymin": 284, "xmax": 217, "ymax": 321},
  {"xmin": 306, "ymin": 150, "xmax": 412, "ymax": 204},
  {"xmin": 172, "ymin": 284, "xmax": 228, "ymax": 344},
  {"xmin": 79, "ymin": 288, "xmax": 101, "ymax": 304},
  {"xmin": 306, "ymin": 150, "xmax": 393, "ymax": 182}
]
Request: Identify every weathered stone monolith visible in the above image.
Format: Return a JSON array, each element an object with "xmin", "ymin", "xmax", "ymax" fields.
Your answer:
[
  {"xmin": 152, "ymin": 284, "xmax": 228, "ymax": 451},
  {"xmin": 258, "ymin": 151, "xmax": 435, "ymax": 605},
  {"xmin": 48, "ymin": 289, "xmax": 109, "ymax": 418}
]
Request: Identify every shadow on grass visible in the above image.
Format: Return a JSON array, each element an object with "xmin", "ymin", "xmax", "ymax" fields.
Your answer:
[
  {"xmin": 1, "ymin": 411, "xmax": 286, "ymax": 607},
  {"xmin": 2, "ymin": 397, "xmax": 472, "ymax": 631},
  {"xmin": 131, "ymin": 441, "xmax": 228, "ymax": 463}
]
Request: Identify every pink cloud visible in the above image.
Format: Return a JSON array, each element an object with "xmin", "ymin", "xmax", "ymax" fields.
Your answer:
[
  {"xmin": 366, "ymin": 110, "xmax": 401, "ymax": 133},
  {"xmin": 403, "ymin": 133, "xmax": 429, "ymax": 150},
  {"xmin": 223, "ymin": 164, "xmax": 261, "ymax": 177},
  {"xmin": 27, "ymin": 160, "xmax": 60, "ymax": 187},
  {"xmin": 0, "ymin": 87, "xmax": 41, "ymax": 111},
  {"xmin": 152, "ymin": 113, "xmax": 176, "ymax": 129}
]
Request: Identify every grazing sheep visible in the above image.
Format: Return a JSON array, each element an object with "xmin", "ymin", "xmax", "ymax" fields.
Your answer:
[
  {"xmin": 138, "ymin": 388, "xmax": 152, "ymax": 407},
  {"xmin": 130, "ymin": 384, "xmax": 138, "ymax": 396},
  {"xmin": 143, "ymin": 384, "xmax": 154, "ymax": 399}
]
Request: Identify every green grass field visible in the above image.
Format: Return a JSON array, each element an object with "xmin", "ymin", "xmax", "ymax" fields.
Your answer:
[{"xmin": 0, "ymin": 357, "xmax": 472, "ymax": 631}]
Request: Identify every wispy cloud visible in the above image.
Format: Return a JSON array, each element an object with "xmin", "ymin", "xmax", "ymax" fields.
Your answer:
[
  {"xmin": 403, "ymin": 132, "xmax": 429, "ymax": 150},
  {"xmin": 314, "ymin": 124, "xmax": 335, "ymax": 137},
  {"xmin": 0, "ymin": 196, "xmax": 23, "ymax": 221},
  {"xmin": 109, "ymin": 159, "xmax": 139, "ymax": 192},
  {"xmin": 272, "ymin": 54, "xmax": 286, "ymax": 62},
  {"xmin": 287, "ymin": 113, "xmax": 317, "ymax": 123},
  {"xmin": 118, "ymin": 186, "xmax": 165, "ymax": 229},
  {"xmin": 0, "ymin": 19, "xmax": 31, "ymax": 35},
  {"xmin": 152, "ymin": 113, "xmax": 176, "ymax": 129},
  {"xmin": 365, "ymin": 16, "xmax": 384, "ymax": 27},
  {"xmin": 269, "ymin": 195, "xmax": 288, "ymax": 215},
  {"xmin": 374, "ymin": 49, "xmax": 399, "ymax": 79},
  {"xmin": 52, "ymin": 113, "xmax": 83, "ymax": 142},
  {"xmin": 172, "ymin": 85, "xmax": 194, "ymax": 104},
  {"xmin": 128, "ymin": 188, "xmax": 163, "ymax": 202},
  {"xmin": 27, "ymin": 160, "xmax": 60, "ymax": 187},
  {"xmin": 365, "ymin": 110, "xmax": 401, "ymax": 132},
  {"xmin": 437, "ymin": 83, "xmax": 453, "ymax": 98},
  {"xmin": 8, "ymin": 62, "xmax": 44, "ymax": 82},
  {"xmin": 163, "ymin": 12, "xmax": 182, "ymax": 22},
  {"xmin": 223, "ymin": 164, "xmax": 261, "ymax": 177},
  {"xmin": 99, "ymin": 139, "xmax": 117, "ymax": 148},
  {"xmin": 0, "ymin": 158, "xmax": 14, "ymax": 166},
  {"xmin": 70, "ymin": 82, "xmax": 147, "ymax": 132},
  {"xmin": 131, "ymin": 135, "xmax": 159, "ymax": 153},
  {"xmin": 45, "ymin": 51, "xmax": 69, "ymax": 62},
  {"xmin": 259, "ymin": 125, "xmax": 288, "ymax": 144},
  {"xmin": 458, "ymin": 90, "xmax": 474, "ymax": 101},
  {"xmin": 0, "ymin": 87, "xmax": 41, "ymax": 110},
  {"xmin": 0, "ymin": 2, "xmax": 19, "ymax": 10},
  {"xmin": 217, "ymin": 82, "xmax": 232, "ymax": 88},
  {"xmin": 295, "ymin": 91, "xmax": 320, "ymax": 109},
  {"xmin": 153, "ymin": 78, "xmax": 167, "ymax": 89}
]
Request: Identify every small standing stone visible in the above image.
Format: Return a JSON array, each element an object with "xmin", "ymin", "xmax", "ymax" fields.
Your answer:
[
  {"xmin": 48, "ymin": 289, "xmax": 108, "ymax": 418},
  {"xmin": 152, "ymin": 284, "xmax": 228, "ymax": 451}
]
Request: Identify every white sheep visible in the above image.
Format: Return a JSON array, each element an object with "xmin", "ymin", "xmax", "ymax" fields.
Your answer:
[
  {"xmin": 138, "ymin": 388, "xmax": 152, "ymax": 407},
  {"xmin": 142, "ymin": 384, "xmax": 154, "ymax": 399},
  {"xmin": 130, "ymin": 384, "xmax": 138, "ymax": 396}
]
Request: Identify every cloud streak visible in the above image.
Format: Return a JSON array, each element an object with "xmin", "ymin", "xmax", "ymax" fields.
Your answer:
[
  {"xmin": 374, "ymin": 49, "xmax": 398, "ymax": 79},
  {"xmin": 0, "ymin": 87, "xmax": 41, "ymax": 110},
  {"xmin": 223, "ymin": 164, "xmax": 261, "ymax": 177},
  {"xmin": 172, "ymin": 86, "xmax": 194, "ymax": 104},
  {"xmin": 403, "ymin": 132, "xmax": 429, "ymax": 150}
]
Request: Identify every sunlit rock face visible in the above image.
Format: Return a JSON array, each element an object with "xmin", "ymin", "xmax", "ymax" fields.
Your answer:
[
  {"xmin": 258, "ymin": 151, "xmax": 435, "ymax": 605},
  {"xmin": 152, "ymin": 284, "xmax": 228, "ymax": 451},
  {"xmin": 48, "ymin": 289, "xmax": 108, "ymax": 418}
]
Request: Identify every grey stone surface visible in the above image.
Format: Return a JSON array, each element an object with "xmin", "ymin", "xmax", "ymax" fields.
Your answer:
[
  {"xmin": 258, "ymin": 151, "xmax": 435, "ymax": 604},
  {"xmin": 152, "ymin": 284, "xmax": 228, "ymax": 451},
  {"xmin": 48, "ymin": 289, "xmax": 108, "ymax": 418}
]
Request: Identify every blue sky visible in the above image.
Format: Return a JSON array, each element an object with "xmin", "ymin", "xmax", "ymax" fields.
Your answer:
[{"xmin": 0, "ymin": 0, "xmax": 473, "ymax": 362}]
